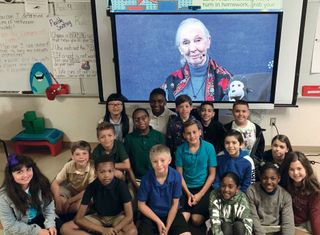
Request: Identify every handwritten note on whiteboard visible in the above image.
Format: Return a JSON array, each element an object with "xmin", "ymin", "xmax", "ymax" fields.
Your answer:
[
  {"xmin": 0, "ymin": 4, "xmax": 51, "ymax": 91},
  {"xmin": 0, "ymin": 2, "xmax": 98, "ymax": 94},
  {"xmin": 49, "ymin": 4, "xmax": 97, "ymax": 80},
  {"xmin": 24, "ymin": 0, "xmax": 49, "ymax": 14}
]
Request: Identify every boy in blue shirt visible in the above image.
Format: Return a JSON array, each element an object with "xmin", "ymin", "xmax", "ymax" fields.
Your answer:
[
  {"xmin": 137, "ymin": 144, "xmax": 191, "ymax": 235},
  {"xmin": 166, "ymin": 95, "xmax": 202, "ymax": 162},
  {"xmin": 213, "ymin": 129, "xmax": 255, "ymax": 192},
  {"xmin": 60, "ymin": 157, "xmax": 137, "ymax": 235},
  {"xmin": 175, "ymin": 120, "xmax": 217, "ymax": 227}
]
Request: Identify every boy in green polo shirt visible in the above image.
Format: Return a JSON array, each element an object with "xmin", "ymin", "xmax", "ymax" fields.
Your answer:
[
  {"xmin": 92, "ymin": 122, "xmax": 135, "ymax": 182},
  {"xmin": 124, "ymin": 108, "xmax": 165, "ymax": 189}
]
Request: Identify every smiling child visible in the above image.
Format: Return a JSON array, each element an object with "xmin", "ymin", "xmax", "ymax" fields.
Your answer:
[
  {"xmin": 208, "ymin": 172, "xmax": 252, "ymax": 235},
  {"xmin": 246, "ymin": 162, "xmax": 294, "ymax": 235}
]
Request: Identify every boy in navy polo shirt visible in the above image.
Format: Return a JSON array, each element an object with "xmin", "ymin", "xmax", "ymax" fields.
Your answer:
[
  {"xmin": 137, "ymin": 144, "xmax": 191, "ymax": 235},
  {"xmin": 60, "ymin": 157, "xmax": 137, "ymax": 235}
]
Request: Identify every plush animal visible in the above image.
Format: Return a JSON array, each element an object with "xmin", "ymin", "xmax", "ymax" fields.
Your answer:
[
  {"xmin": 29, "ymin": 63, "xmax": 52, "ymax": 94},
  {"xmin": 223, "ymin": 75, "xmax": 250, "ymax": 101}
]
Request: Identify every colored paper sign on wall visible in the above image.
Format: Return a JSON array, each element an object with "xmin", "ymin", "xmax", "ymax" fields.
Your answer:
[
  {"xmin": 111, "ymin": 0, "xmax": 159, "ymax": 10},
  {"xmin": 192, "ymin": 0, "xmax": 282, "ymax": 10},
  {"xmin": 110, "ymin": 0, "xmax": 281, "ymax": 11}
]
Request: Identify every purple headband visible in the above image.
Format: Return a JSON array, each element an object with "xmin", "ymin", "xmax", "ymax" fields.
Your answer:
[{"xmin": 7, "ymin": 154, "xmax": 19, "ymax": 168}]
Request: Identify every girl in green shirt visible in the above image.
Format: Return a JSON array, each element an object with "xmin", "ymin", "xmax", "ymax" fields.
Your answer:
[{"xmin": 208, "ymin": 172, "xmax": 253, "ymax": 235}]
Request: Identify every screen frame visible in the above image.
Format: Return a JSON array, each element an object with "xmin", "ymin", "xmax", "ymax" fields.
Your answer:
[
  {"xmin": 109, "ymin": 11, "xmax": 282, "ymax": 104},
  {"xmin": 91, "ymin": 0, "xmax": 308, "ymax": 108}
]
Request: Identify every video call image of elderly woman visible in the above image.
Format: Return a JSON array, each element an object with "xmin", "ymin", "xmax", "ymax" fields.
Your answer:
[{"xmin": 162, "ymin": 18, "xmax": 232, "ymax": 101}]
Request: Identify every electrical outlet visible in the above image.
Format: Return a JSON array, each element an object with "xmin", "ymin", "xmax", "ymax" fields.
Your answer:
[{"xmin": 270, "ymin": 117, "xmax": 276, "ymax": 126}]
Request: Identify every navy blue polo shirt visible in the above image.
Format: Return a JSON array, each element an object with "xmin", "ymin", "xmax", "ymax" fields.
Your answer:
[
  {"xmin": 137, "ymin": 167, "xmax": 182, "ymax": 218},
  {"xmin": 81, "ymin": 177, "xmax": 131, "ymax": 216}
]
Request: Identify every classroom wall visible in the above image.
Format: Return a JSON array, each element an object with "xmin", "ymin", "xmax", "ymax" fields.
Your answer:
[{"xmin": 0, "ymin": 96, "xmax": 319, "ymax": 148}]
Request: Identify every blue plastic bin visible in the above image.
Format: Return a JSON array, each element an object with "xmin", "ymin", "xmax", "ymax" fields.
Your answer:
[{"xmin": 11, "ymin": 128, "xmax": 64, "ymax": 144}]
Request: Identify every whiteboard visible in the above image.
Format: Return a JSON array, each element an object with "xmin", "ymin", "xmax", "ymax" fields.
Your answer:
[
  {"xmin": 0, "ymin": 2, "xmax": 98, "ymax": 95},
  {"xmin": 0, "ymin": 4, "xmax": 51, "ymax": 92},
  {"xmin": 92, "ymin": 0, "xmax": 308, "ymax": 106},
  {"xmin": 298, "ymin": 0, "xmax": 320, "ymax": 95},
  {"xmin": 274, "ymin": 0, "xmax": 306, "ymax": 104}
]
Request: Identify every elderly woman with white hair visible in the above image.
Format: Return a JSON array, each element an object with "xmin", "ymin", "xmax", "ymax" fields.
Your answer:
[{"xmin": 162, "ymin": 18, "xmax": 232, "ymax": 101}]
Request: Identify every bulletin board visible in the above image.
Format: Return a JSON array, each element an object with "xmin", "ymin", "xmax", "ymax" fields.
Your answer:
[{"xmin": 0, "ymin": 2, "xmax": 98, "ymax": 95}]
